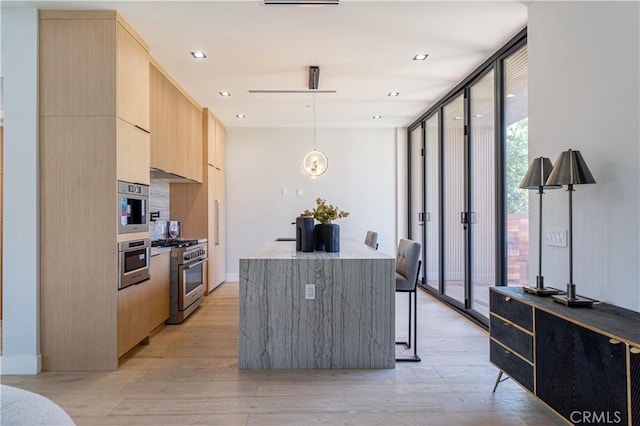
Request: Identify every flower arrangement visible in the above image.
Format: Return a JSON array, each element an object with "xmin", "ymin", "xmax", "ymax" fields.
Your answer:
[{"xmin": 303, "ymin": 197, "xmax": 350, "ymax": 224}]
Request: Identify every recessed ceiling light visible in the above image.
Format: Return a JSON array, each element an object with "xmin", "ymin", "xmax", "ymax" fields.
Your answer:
[
  {"xmin": 236, "ymin": 114, "xmax": 245, "ymax": 119},
  {"xmin": 372, "ymin": 115, "xmax": 382, "ymax": 119},
  {"xmin": 219, "ymin": 91, "xmax": 231, "ymax": 97},
  {"xmin": 388, "ymin": 92, "xmax": 400, "ymax": 97},
  {"xmin": 473, "ymin": 114, "xmax": 484, "ymax": 118},
  {"xmin": 191, "ymin": 51, "xmax": 207, "ymax": 59},
  {"xmin": 453, "ymin": 116, "xmax": 464, "ymax": 120},
  {"xmin": 413, "ymin": 53, "xmax": 429, "ymax": 61},
  {"xmin": 506, "ymin": 93, "xmax": 516, "ymax": 98}
]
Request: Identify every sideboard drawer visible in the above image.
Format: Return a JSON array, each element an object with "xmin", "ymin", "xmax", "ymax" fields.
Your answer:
[
  {"xmin": 490, "ymin": 340, "xmax": 534, "ymax": 392},
  {"xmin": 490, "ymin": 288, "xmax": 532, "ymax": 331},
  {"xmin": 490, "ymin": 314, "xmax": 533, "ymax": 362}
]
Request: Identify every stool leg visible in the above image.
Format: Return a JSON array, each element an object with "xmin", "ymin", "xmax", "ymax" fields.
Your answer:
[{"xmin": 407, "ymin": 292, "xmax": 412, "ymax": 349}]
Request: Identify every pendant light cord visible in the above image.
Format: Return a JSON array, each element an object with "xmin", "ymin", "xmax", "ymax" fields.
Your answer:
[{"xmin": 312, "ymin": 90, "xmax": 317, "ymax": 150}]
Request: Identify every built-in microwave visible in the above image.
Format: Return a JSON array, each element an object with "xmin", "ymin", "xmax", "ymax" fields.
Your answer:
[
  {"xmin": 118, "ymin": 181, "xmax": 149, "ymax": 234},
  {"xmin": 118, "ymin": 238, "xmax": 150, "ymax": 290}
]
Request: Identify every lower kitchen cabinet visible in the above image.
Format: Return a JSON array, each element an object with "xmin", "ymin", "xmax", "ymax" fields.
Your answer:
[
  {"xmin": 149, "ymin": 252, "xmax": 170, "ymax": 330},
  {"xmin": 490, "ymin": 287, "xmax": 640, "ymax": 425},
  {"xmin": 117, "ymin": 281, "xmax": 150, "ymax": 357}
]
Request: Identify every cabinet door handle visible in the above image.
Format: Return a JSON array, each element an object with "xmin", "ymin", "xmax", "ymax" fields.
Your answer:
[
  {"xmin": 630, "ymin": 347, "xmax": 640, "ymax": 354},
  {"xmin": 609, "ymin": 338, "xmax": 622, "ymax": 345},
  {"xmin": 505, "ymin": 296, "xmax": 511, "ymax": 302}
]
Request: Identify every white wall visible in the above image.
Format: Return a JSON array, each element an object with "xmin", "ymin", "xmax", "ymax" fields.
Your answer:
[
  {"xmin": 1, "ymin": 7, "xmax": 41, "ymax": 374},
  {"xmin": 225, "ymin": 127, "xmax": 399, "ymax": 279},
  {"xmin": 528, "ymin": 1, "xmax": 640, "ymax": 310}
]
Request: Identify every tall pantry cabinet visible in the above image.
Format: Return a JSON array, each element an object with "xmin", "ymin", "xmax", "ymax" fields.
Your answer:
[
  {"xmin": 169, "ymin": 108, "xmax": 226, "ymax": 292},
  {"xmin": 39, "ymin": 11, "xmax": 150, "ymax": 371}
]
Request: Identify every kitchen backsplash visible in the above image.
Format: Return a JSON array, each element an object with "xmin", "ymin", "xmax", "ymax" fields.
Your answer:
[{"xmin": 149, "ymin": 179, "xmax": 170, "ymax": 240}]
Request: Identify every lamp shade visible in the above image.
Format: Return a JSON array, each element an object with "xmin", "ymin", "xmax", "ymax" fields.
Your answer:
[
  {"xmin": 520, "ymin": 157, "xmax": 562, "ymax": 190},
  {"xmin": 546, "ymin": 149, "xmax": 596, "ymax": 186}
]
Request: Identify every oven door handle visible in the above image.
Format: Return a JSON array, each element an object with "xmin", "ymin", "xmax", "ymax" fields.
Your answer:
[{"xmin": 183, "ymin": 258, "xmax": 208, "ymax": 270}]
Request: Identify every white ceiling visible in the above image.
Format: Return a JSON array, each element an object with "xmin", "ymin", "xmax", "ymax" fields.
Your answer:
[{"xmin": 4, "ymin": 0, "xmax": 528, "ymax": 128}]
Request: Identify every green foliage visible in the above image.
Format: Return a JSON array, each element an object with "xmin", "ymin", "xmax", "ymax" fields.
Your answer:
[
  {"xmin": 303, "ymin": 197, "xmax": 350, "ymax": 224},
  {"xmin": 506, "ymin": 118, "xmax": 529, "ymax": 215}
]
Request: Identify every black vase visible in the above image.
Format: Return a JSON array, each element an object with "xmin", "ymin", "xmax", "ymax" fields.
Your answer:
[
  {"xmin": 314, "ymin": 223, "xmax": 340, "ymax": 252},
  {"xmin": 295, "ymin": 216, "xmax": 315, "ymax": 252}
]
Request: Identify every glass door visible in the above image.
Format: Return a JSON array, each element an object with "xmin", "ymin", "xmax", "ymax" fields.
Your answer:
[
  {"xmin": 424, "ymin": 113, "xmax": 440, "ymax": 291},
  {"xmin": 442, "ymin": 94, "xmax": 466, "ymax": 306},
  {"xmin": 469, "ymin": 70, "xmax": 496, "ymax": 318},
  {"xmin": 409, "ymin": 125, "xmax": 425, "ymax": 282}
]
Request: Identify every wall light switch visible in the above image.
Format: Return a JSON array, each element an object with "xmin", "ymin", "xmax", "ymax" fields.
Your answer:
[
  {"xmin": 305, "ymin": 284, "xmax": 315, "ymax": 300},
  {"xmin": 297, "ymin": 188, "xmax": 303, "ymax": 197},
  {"xmin": 282, "ymin": 188, "xmax": 288, "ymax": 196},
  {"xmin": 546, "ymin": 228, "xmax": 568, "ymax": 247}
]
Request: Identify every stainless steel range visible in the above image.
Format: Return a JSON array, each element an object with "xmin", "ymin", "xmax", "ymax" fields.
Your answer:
[{"xmin": 153, "ymin": 239, "xmax": 207, "ymax": 324}]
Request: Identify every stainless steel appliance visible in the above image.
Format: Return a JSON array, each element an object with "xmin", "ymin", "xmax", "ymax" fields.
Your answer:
[
  {"xmin": 153, "ymin": 239, "xmax": 207, "ymax": 324},
  {"xmin": 118, "ymin": 181, "xmax": 149, "ymax": 234},
  {"xmin": 167, "ymin": 221, "xmax": 182, "ymax": 239},
  {"xmin": 118, "ymin": 238, "xmax": 151, "ymax": 290}
]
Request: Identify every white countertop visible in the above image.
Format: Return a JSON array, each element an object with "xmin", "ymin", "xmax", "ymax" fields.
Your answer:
[{"xmin": 240, "ymin": 239, "xmax": 393, "ymax": 260}]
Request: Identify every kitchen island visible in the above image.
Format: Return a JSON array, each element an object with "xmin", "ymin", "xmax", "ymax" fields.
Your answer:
[{"xmin": 239, "ymin": 240, "xmax": 395, "ymax": 369}]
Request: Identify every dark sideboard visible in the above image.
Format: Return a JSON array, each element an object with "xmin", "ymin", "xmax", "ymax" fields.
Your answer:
[{"xmin": 489, "ymin": 286, "xmax": 640, "ymax": 425}]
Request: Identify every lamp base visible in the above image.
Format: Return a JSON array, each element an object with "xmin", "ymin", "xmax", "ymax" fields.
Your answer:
[
  {"xmin": 523, "ymin": 286, "xmax": 562, "ymax": 296},
  {"xmin": 551, "ymin": 294, "xmax": 594, "ymax": 308}
]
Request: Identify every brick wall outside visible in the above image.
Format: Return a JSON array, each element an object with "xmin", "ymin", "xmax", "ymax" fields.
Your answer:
[{"xmin": 507, "ymin": 214, "xmax": 529, "ymax": 285}]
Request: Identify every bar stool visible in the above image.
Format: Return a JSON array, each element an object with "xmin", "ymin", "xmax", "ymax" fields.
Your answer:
[
  {"xmin": 365, "ymin": 230, "xmax": 378, "ymax": 250},
  {"xmin": 395, "ymin": 238, "xmax": 422, "ymax": 362}
]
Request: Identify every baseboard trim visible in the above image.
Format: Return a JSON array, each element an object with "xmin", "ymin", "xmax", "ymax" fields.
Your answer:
[{"xmin": 0, "ymin": 354, "xmax": 42, "ymax": 375}]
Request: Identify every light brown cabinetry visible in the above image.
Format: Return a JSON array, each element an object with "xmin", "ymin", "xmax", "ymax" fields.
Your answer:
[
  {"xmin": 170, "ymin": 109, "xmax": 226, "ymax": 292},
  {"xmin": 149, "ymin": 252, "xmax": 170, "ymax": 330},
  {"xmin": 208, "ymin": 113, "xmax": 225, "ymax": 171},
  {"xmin": 116, "ymin": 21, "xmax": 150, "ymax": 131},
  {"xmin": 117, "ymin": 282, "xmax": 150, "ymax": 358},
  {"xmin": 39, "ymin": 11, "xmax": 150, "ymax": 371},
  {"xmin": 117, "ymin": 118, "xmax": 150, "ymax": 185},
  {"xmin": 208, "ymin": 165, "xmax": 226, "ymax": 290},
  {"xmin": 149, "ymin": 62, "xmax": 203, "ymax": 182}
]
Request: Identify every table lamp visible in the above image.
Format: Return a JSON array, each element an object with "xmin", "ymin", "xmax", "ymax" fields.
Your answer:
[
  {"xmin": 545, "ymin": 149, "xmax": 596, "ymax": 307},
  {"xmin": 519, "ymin": 156, "xmax": 561, "ymax": 295}
]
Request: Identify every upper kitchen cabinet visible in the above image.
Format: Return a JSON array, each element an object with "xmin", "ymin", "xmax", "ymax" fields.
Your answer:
[
  {"xmin": 150, "ymin": 62, "xmax": 203, "ymax": 183},
  {"xmin": 40, "ymin": 11, "xmax": 150, "ymax": 131},
  {"xmin": 206, "ymin": 110, "xmax": 226, "ymax": 171},
  {"xmin": 40, "ymin": 11, "xmax": 150, "ymax": 185},
  {"xmin": 116, "ymin": 21, "xmax": 150, "ymax": 131}
]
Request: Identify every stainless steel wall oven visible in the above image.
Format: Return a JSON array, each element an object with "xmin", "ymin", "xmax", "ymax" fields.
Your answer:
[{"xmin": 118, "ymin": 238, "xmax": 150, "ymax": 290}]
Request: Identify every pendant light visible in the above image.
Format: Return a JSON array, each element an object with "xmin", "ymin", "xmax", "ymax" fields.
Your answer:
[{"xmin": 302, "ymin": 67, "xmax": 328, "ymax": 178}]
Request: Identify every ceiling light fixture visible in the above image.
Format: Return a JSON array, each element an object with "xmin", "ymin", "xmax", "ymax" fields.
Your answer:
[
  {"xmin": 372, "ymin": 115, "xmax": 382, "ymax": 119},
  {"xmin": 191, "ymin": 51, "xmax": 206, "ymax": 59},
  {"xmin": 236, "ymin": 114, "xmax": 245, "ymax": 119},
  {"xmin": 219, "ymin": 91, "xmax": 231, "ymax": 97},
  {"xmin": 413, "ymin": 53, "xmax": 429, "ymax": 61},
  {"xmin": 388, "ymin": 92, "xmax": 400, "ymax": 97},
  {"xmin": 302, "ymin": 66, "xmax": 328, "ymax": 179}
]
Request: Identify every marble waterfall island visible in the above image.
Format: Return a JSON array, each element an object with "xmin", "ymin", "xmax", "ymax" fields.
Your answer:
[{"xmin": 239, "ymin": 240, "xmax": 395, "ymax": 369}]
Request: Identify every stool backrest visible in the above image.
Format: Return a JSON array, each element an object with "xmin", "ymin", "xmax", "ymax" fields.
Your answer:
[
  {"xmin": 396, "ymin": 239, "xmax": 422, "ymax": 286},
  {"xmin": 365, "ymin": 231, "xmax": 379, "ymax": 250}
]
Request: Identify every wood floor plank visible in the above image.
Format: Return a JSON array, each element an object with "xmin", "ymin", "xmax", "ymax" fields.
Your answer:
[{"xmin": 0, "ymin": 282, "xmax": 564, "ymax": 425}]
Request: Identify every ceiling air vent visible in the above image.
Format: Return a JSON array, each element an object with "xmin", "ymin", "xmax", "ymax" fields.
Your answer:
[{"xmin": 264, "ymin": 0, "xmax": 339, "ymax": 5}]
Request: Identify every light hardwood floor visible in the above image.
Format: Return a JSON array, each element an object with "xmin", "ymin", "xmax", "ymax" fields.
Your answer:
[{"xmin": 1, "ymin": 283, "xmax": 564, "ymax": 425}]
